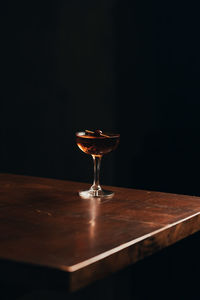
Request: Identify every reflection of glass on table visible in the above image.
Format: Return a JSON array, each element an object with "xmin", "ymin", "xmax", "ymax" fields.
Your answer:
[{"xmin": 76, "ymin": 129, "xmax": 120, "ymax": 199}]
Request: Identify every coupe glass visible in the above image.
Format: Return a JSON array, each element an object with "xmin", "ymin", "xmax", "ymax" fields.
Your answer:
[{"xmin": 76, "ymin": 130, "xmax": 120, "ymax": 199}]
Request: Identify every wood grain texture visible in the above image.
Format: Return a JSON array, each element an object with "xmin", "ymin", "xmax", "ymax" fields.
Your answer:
[{"xmin": 0, "ymin": 173, "xmax": 200, "ymax": 292}]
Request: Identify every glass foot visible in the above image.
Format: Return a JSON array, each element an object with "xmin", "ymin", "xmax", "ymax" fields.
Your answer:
[{"xmin": 79, "ymin": 189, "xmax": 114, "ymax": 199}]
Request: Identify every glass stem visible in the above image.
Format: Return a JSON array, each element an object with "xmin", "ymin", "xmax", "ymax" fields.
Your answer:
[{"xmin": 91, "ymin": 155, "xmax": 102, "ymax": 191}]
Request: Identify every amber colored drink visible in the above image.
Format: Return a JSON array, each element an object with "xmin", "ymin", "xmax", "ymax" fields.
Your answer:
[
  {"xmin": 76, "ymin": 132, "xmax": 120, "ymax": 156},
  {"xmin": 76, "ymin": 129, "xmax": 120, "ymax": 198}
]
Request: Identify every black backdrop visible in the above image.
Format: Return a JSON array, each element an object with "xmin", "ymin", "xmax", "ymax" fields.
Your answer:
[{"xmin": 1, "ymin": 0, "xmax": 200, "ymax": 196}]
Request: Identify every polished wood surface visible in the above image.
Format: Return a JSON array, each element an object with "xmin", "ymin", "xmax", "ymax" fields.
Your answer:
[{"xmin": 1, "ymin": 173, "xmax": 200, "ymax": 292}]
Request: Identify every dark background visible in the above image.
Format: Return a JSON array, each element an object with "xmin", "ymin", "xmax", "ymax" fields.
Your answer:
[{"xmin": 1, "ymin": 0, "xmax": 200, "ymax": 196}]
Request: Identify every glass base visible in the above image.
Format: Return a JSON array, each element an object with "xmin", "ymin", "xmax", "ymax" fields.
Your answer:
[{"xmin": 79, "ymin": 189, "xmax": 114, "ymax": 199}]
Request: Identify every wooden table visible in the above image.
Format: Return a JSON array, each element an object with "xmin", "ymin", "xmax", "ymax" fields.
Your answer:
[{"xmin": 1, "ymin": 173, "xmax": 200, "ymax": 294}]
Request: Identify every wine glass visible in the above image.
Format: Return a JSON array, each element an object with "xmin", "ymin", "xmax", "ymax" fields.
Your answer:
[{"xmin": 76, "ymin": 130, "xmax": 120, "ymax": 199}]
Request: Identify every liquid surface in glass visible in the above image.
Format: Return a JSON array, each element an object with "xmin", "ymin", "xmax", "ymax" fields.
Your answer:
[{"xmin": 76, "ymin": 131, "xmax": 120, "ymax": 156}]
